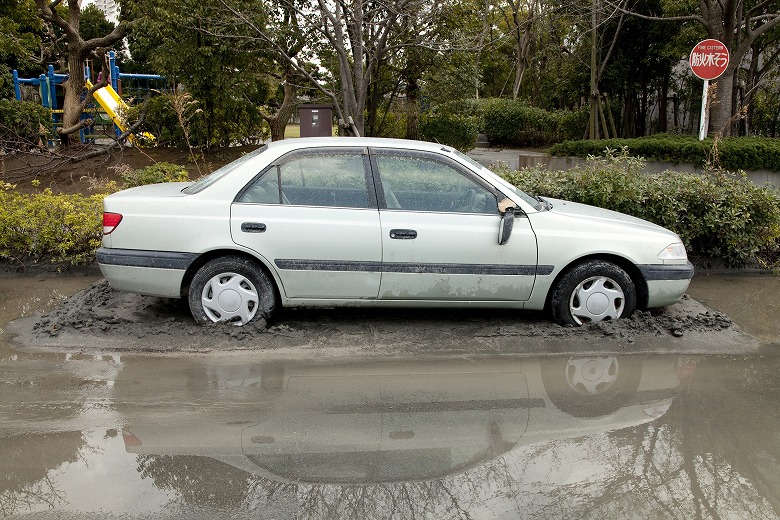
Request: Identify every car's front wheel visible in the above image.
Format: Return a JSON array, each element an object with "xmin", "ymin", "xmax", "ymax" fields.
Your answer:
[
  {"xmin": 551, "ymin": 260, "xmax": 636, "ymax": 326},
  {"xmin": 188, "ymin": 256, "xmax": 275, "ymax": 326}
]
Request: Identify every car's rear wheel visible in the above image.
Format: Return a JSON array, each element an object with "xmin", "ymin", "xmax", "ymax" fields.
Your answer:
[
  {"xmin": 188, "ymin": 256, "xmax": 275, "ymax": 326},
  {"xmin": 551, "ymin": 260, "xmax": 636, "ymax": 326}
]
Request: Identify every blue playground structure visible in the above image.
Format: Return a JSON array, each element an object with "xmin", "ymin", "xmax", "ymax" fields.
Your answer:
[{"xmin": 12, "ymin": 51, "xmax": 164, "ymax": 145}]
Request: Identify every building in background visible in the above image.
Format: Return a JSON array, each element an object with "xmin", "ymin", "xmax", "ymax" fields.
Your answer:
[{"xmin": 88, "ymin": 0, "xmax": 119, "ymax": 24}]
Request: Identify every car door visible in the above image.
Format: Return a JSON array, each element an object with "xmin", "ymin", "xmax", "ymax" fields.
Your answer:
[
  {"xmin": 371, "ymin": 148, "xmax": 538, "ymax": 301},
  {"xmin": 231, "ymin": 147, "xmax": 382, "ymax": 300}
]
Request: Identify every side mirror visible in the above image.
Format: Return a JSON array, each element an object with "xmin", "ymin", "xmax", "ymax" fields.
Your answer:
[{"xmin": 498, "ymin": 207, "xmax": 515, "ymax": 245}]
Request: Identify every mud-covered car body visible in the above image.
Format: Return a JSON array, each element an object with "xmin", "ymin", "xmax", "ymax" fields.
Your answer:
[{"xmin": 97, "ymin": 137, "xmax": 693, "ymax": 326}]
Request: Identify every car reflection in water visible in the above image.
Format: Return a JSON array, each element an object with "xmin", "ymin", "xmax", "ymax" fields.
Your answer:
[{"xmin": 119, "ymin": 355, "xmax": 688, "ymax": 485}]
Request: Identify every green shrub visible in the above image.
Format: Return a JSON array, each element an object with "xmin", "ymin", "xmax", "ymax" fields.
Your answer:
[
  {"xmin": 0, "ymin": 99, "xmax": 54, "ymax": 151},
  {"xmin": 419, "ymin": 112, "xmax": 479, "ymax": 152},
  {"xmin": 481, "ymin": 99, "xmax": 560, "ymax": 147},
  {"xmin": 500, "ymin": 150, "xmax": 780, "ymax": 266},
  {"xmin": 0, "ymin": 189, "xmax": 106, "ymax": 265},
  {"xmin": 0, "ymin": 163, "xmax": 191, "ymax": 266},
  {"xmin": 549, "ymin": 135, "xmax": 780, "ymax": 172},
  {"xmin": 373, "ymin": 111, "xmax": 407, "ymax": 139},
  {"xmin": 121, "ymin": 162, "xmax": 190, "ymax": 188}
]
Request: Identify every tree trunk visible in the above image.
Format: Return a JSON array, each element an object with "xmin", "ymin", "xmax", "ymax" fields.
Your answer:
[
  {"xmin": 264, "ymin": 70, "xmax": 297, "ymax": 141},
  {"xmin": 659, "ymin": 74, "xmax": 668, "ymax": 133},
  {"xmin": 60, "ymin": 46, "xmax": 86, "ymax": 147},
  {"xmin": 709, "ymin": 70, "xmax": 735, "ymax": 136},
  {"xmin": 405, "ymin": 77, "xmax": 420, "ymax": 141}
]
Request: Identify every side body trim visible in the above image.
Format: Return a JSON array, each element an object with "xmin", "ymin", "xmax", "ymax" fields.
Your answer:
[
  {"xmin": 638, "ymin": 261, "xmax": 695, "ymax": 281},
  {"xmin": 96, "ymin": 248, "xmax": 198, "ymax": 270},
  {"xmin": 275, "ymin": 258, "xmax": 554, "ymax": 276}
]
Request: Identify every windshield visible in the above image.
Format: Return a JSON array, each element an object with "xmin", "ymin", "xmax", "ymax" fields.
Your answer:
[
  {"xmin": 452, "ymin": 150, "xmax": 543, "ymax": 211},
  {"xmin": 183, "ymin": 145, "xmax": 268, "ymax": 194}
]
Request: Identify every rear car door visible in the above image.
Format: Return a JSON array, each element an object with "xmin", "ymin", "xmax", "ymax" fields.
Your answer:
[
  {"xmin": 231, "ymin": 147, "xmax": 382, "ymax": 299},
  {"xmin": 371, "ymin": 148, "xmax": 539, "ymax": 301}
]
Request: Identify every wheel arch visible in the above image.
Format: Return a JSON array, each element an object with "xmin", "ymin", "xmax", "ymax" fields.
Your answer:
[
  {"xmin": 180, "ymin": 249, "xmax": 282, "ymax": 304},
  {"xmin": 544, "ymin": 253, "xmax": 649, "ymax": 312}
]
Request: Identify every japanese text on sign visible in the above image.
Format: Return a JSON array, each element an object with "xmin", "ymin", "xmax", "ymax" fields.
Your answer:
[{"xmin": 690, "ymin": 52, "xmax": 728, "ymax": 68}]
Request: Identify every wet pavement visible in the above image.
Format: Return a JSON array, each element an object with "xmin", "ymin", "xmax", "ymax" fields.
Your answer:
[{"xmin": 1, "ymin": 273, "xmax": 780, "ymax": 519}]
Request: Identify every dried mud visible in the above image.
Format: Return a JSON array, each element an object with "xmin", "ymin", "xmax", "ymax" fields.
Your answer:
[{"xmin": 5, "ymin": 280, "xmax": 757, "ymax": 360}]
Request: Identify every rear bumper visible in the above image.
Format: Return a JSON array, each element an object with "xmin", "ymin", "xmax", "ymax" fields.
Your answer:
[{"xmin": 97, "ymin": 248, "xmax": 193, "ymax": 298}]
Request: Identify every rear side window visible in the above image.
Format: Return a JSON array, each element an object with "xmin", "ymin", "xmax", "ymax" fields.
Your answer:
[
  {"xmin": 236, "ymin": 152, "xmax": 371, "ymax": 209},
  {"xmin": 184, "ymin": 145, "xmax": 268, "ymax": 194}
]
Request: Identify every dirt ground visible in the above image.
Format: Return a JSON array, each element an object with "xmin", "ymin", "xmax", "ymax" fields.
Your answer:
[
  {"xmin": 1, "ymin": 145, "xmax": 256, "ymax": 194},
  {"xmin": 5, "ymin": 279, "xmax": 758, "ymax": 360}
]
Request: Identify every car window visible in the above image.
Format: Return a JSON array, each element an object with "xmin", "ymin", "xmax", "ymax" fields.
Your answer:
[
  {"xmin": 374, "ymin": 154, "xmax": 498, "ymax": 214},
  {"xmin": 237, "ymin": 152, "xmax": 370, "ymax": 209},
  {"xmin": 184, "ymin": 145, "xmax": 268, "ymax": 194}
]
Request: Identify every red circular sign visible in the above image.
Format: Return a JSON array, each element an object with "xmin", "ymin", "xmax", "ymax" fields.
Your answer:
[{"xmin": 689, "ymin": 39, "xmax": 730, "ymax": 80}]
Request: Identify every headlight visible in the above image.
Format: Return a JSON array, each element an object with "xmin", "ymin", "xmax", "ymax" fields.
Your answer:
[{"xmin": 658, "ymin": 242, "xmax": 687, "ymax": 261}]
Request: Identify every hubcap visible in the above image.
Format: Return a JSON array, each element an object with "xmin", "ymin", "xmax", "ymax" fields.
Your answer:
[
  {"xmin": 201, "ymin": 272, "xmax": 259, "ymax": 325},
  {"xmin": 569, "ymin": 276, "xmax": 625, "ymax": 325},
  {"xmin": 565, "ymin": 357, "xmax": 620, "ymax": 395}
]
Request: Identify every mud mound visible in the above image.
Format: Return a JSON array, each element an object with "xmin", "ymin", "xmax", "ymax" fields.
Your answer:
[{"xmin": 9, "ymin": 280, "xmax": 749, "ymax": 357}]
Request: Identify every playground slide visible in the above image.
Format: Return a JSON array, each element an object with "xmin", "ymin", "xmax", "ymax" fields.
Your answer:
[{"xmin": 85, "ymin": 79, "xmax": 136, "ymax": 144}]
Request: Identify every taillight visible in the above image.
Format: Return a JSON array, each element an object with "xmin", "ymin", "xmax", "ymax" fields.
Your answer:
[
  {"xmin": 122, "ymin": 428, "xmax": 142, "ymax": 447},
  {"xmin": 103, "ymin": 212, "xmax": 123, "ymax": 235}
]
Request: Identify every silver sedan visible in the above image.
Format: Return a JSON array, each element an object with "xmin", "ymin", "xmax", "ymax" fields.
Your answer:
[{"xmin": 97, "ymin": 137, "xmax": 693, "ymax": 326}]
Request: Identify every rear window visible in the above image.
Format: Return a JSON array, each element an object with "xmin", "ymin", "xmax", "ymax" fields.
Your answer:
[{"xmin": 183, "ymin": 145, "xmax": 268, "ymax": 194}]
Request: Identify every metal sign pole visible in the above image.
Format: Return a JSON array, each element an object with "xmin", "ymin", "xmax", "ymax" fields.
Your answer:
[{"xmin": 698, "ymin": 79, "xmax": 709, "ymax": 141}]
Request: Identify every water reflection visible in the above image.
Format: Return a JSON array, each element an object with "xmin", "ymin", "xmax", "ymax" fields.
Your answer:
[
  {"xmin": 118, "ymin": 356, "xmax": 681, "ymax": 486},
  {"xmin": 1, "ymin": 353, "xmax": 780, "ymax": 519}
]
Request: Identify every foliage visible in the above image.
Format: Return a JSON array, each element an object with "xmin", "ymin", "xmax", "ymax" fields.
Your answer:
[
  {"xmin": 126, "ymin": 0, "xmax": 276, "ymax": 148},
  {"xmin": 0, "ymin": 99, "xmax": 53, "ymax": 150},
  {"xmin": 120, "ymin": 162, "xmax": 189, "ymax": 188},
  {"xmin": 0, "ymin": 163, "xmax": 191, "ymax": 265},
  {"xmin": 549, "ymin": 135, "xmax": 780, "ymax": 171},
  {"xmin": 0, "ymin": 0, "xmax": 42, "ymax": 99},
  {"xmin": 79, "ymin": 4, "xmax": 114, "ymax": 42},
  {"xmin": 419, "ymin": 112, "xmax": 479, "ymax": 152},
  {"xmin": 500, "ymin": 149, "xmax": 780, "ymax": 266},
  {"xmin": 0, "ymin": 188, "xmax": 106, "ymax": 264},
  {"xmin": 481, "ymin": 98, "xmax": 559, "ymax": 147}
]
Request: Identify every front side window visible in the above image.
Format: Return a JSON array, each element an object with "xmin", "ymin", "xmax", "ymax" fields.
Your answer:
[
  {"xmin": 374, "ymin": 154, "xmax": 498, "ymax": 214},
  {"xmin": 237, "ymin": 152, "xmax": 370, "ymax": 209}
]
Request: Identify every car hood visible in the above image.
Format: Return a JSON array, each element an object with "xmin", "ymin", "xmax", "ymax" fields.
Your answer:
[{"xmin": 544, "ymin": 197, "xmax": 674, "ymax": 235}]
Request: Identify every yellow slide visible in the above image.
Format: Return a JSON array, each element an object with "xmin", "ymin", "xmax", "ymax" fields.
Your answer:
[{"xmin": 85, "ymin": 79, "xmax": 137, "ymax": 145}]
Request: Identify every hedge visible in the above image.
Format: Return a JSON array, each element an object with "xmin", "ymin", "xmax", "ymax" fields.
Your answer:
[
  {"xmin": 0, "ymin": 99, "xmax": 54, "ymax": 151},
  {"xmin": 0, "ymin": 163, "xmax": 190, "ymax": 267},
  {"xmin": 549, "ymin": 135, "xmax": 780, "ymax": 172},
  {"xmin": 419, "ymin": 99, "xmax": 588, "ymax": 149},
  {"xmin": 500, "ymin": 151, "xmax": 780, "ymax": 267}
]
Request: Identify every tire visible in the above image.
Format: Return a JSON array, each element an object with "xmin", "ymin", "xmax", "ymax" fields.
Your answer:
[
  {"xmin": 551, "ymin": 260, "xmax": 636, "ymax": 326},
  {"xmin": 188, "ymin": 256, "xmax": 275, "ymax": 326},
  {"xmin": 541, "ymin": 356, "xmax": 642, "ymax": 417}
]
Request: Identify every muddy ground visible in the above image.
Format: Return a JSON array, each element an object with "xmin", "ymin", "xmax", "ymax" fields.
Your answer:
[{"xmin": 5, "ymin": 279, "xmax": 759, "ymax": 360}]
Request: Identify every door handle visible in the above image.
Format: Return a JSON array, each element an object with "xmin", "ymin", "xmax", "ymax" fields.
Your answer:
[
  {"xmin": 389, "ymin": 229, "xmax": 417, "ymax": 239},
  {"xmin": 241, "ymin": 222, "xmax": 267, "ymax": 233}
]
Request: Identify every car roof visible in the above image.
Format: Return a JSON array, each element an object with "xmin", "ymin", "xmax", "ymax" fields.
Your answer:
[{"xmin": 264, "ymin": 137, "xmax": 454, "ymax": 155}]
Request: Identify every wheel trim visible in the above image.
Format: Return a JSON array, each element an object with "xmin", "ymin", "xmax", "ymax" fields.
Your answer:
[
  {"xmin": 565, "ymin": 357, "xmax": 619, "ymax": 395},
  {"xmin": 569, "ymin": 275, "xmax": 625, "ymax": 325},
  {"xmin": 201, "ymin": 272, "xmax": 259, "ymax": 325}
]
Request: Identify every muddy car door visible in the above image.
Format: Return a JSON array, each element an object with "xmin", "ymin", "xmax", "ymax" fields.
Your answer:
[
  {"xmin": 370, "ymin": 149, "xmax": 539, "ymax": 302},
  {"xmin": 231, "ymin": 148, "xmax": 382, "ymax": 299}
]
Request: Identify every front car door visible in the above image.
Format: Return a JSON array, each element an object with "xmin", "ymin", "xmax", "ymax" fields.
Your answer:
[
  {"xmin": 371, "ymin": 148, "xmax": 538, "ymax": 302},
  {"xmin": 231, "ymin": 147, "xmax": 382, "ymax": 300}
]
